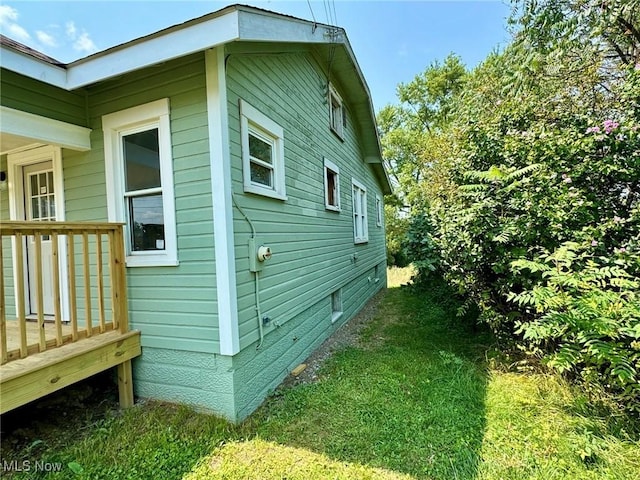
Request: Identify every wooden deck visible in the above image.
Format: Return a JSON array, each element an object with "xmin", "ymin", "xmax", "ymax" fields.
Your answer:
[{"xmin": 0, "ymin": 222, "xmax": 141, "ymax": 414}]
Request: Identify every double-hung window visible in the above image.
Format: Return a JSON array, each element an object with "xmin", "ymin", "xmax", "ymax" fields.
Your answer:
[
  {"xmin": 329, "ymin": 84, "xmax": 345, "ymax": 139},
  {"xmin": 352, "ymin": 178, "xmax": 368, "ymax": 243},
  {"xmin": 323, "ymin": 158, "xmax": 340, "ymax": 211},
  {"xmin": 240, "ymin": 100, "xmax": 286, "ymax": 200},
  {"xmin": 102, "ymin": 99, "xmax": 178, "ymax": 267},
  {"xmin": 375, "ymin": 194, "xmax": 383, "ymax": 227}
]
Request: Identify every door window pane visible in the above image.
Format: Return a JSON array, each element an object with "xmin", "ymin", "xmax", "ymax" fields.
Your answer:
[
  {"xmin": 123, "ymin": 129, "xmax": 161, "ymax": 191},
  {"xmin": 129, "ymin": 193, "xmax": 165, "ymax": 251},
  {"xmin": 31, "ymin": 197, "xmax": 40, "ymax": 219}
]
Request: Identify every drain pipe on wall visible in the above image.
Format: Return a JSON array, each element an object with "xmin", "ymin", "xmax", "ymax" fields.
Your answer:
[{"xmin": 232, "ymin": 194, "xmax": 265, "ymax": 349}]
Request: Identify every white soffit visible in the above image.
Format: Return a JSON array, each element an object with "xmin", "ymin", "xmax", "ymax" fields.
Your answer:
[
  {"xmin": 0, "ymin": 106, "xmax": 91, "ymax": 153},
  {"xmin": 66, "ymin": 10, "xmax": 241, "ymax": 89}
]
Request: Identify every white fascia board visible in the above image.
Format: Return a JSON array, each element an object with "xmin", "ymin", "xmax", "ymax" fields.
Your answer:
[
  {"xmin": 0, "ymin": 106, "xmax": 91, "ymax": 152},
  {"xmin": 66, "ymin": 11, "xmax": 240, "ymax": 89},
  {"xmin": 0, "ymin": 45, "xmax": 67, "ymax": 88},
  {"xmin": 237, "ymin": 9, "xmax": 341, "ymax": 44},
  {"xmin": 205, "ymin": 48, "xmax": 240, "ymax": 356}
]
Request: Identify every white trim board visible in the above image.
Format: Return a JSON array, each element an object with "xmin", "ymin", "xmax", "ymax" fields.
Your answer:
[
  {"xmin": 205, "ymin": 47, "xmax": 240, "ymax": 356},
  {"xmin": 0, "ymin": 106, "xmax": 91, "ymax": 154}
]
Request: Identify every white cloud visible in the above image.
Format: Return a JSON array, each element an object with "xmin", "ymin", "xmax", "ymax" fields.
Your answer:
[
  {"xmin": 36, "ymin": 30, "xmax": 57, "ymax": 47},
  {"xmin": 6, "ymin": 22, "xmax": 30, "ymax": 42},
  {"xmin": 65, "ymin": 21, "xmax": 76, "ymax": 39},
  {"xmin": 0, "ymin": 5, "xmax": 18, "ymax": 24},
  {"xmin": 0, "ymin": 5, "xmax": 31, "ymax": 42},
  {"xmin": 73, "ymin": 31, "xmax": 96, "ymax": 53}
]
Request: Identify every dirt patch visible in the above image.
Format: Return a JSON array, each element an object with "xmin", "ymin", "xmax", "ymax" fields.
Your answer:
[{"xmin": 282, "ymin": 288, "xmax": 387, "ymax": 387}]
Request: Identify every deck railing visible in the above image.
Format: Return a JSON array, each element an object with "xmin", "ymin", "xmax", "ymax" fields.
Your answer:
[{"xmin": 0, "ymin": 222, "xmax": 129, "ymax": 364}]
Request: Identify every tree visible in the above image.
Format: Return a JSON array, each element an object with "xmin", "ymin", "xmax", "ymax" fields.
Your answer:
[{"xmin": 380, "ymin": 0, "xmax": 640, "ymax": 412}]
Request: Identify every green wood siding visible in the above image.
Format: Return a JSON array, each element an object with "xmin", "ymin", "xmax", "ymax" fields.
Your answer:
[
  {"xmin": 59, "ymin": 53, "xmax": 218, "ymax": 353},
  {"xmin": 225, "ymin": 51, "xmax": 387, "ymax": 350},
  {"xmin": 0, "ymin": 69, "xmax": 87, "ymax": 127}
]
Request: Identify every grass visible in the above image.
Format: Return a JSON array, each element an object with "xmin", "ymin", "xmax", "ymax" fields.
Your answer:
[{"xmin": 1, "ymin": 267, "xmax": 639, "ymax": 479}]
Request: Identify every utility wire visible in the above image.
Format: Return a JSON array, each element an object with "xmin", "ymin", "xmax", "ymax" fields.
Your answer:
[
  {"xmin": 330, "ymin": 0, "xmax": 338, "ymax": 26},
  {"xmin": 306, "ymin": 0, "xmax": 317, "ymax": 25}
]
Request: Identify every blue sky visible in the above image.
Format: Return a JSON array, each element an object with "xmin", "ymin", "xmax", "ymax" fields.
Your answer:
[{"xmin": 0, "ymin": 1, "xmax": 512, "ymax": 110}]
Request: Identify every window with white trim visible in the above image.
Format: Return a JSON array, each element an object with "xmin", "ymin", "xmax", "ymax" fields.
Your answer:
[
  {"xmin": 240, "ymin": 100, "xmax": 286, "ymax": 200},
  {"xmin": 323, "ymin": 158, "xmax": 340, "ymax": 211},
  {"xmin": 102, "ymin": 99, "xmax": 178, "ymax": 267},
  {"xmin": 375, "ymin": 194, "xmax": 383, "ymax": 227},
  {"xmin": 352, "ymin": 178, "xmax": 368, "ymax": 243},
  {"xmin": 331, "ymin": 289, "xmax": 343, "ymax": 323},
  {"xmin": 329, "ymin": 84, "xmax": 345, "ymax": 139}
]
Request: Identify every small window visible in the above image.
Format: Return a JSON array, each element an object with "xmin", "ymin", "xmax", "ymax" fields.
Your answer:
[
  {"xmin": 240, "ymin": 100, "xmax": 286, "ymax": 200},
  {"xmin": 331, "ymin": 289, "xmax": 343, "ymax": 323},
  {"xmin": 329, "ymin": 84, "xmax": 345, "ymax": 139},
  {"xmin": 352, "ymin": 178, "xmax": 368, "ymax": 244},
  {"xmin": 375, "ymin": 194, "xmax": 383, "ymax": 227},
  {"xmin": 102, "ymin": 99, "xmax": 178, "ymax": 267},
  {"xmin": 323, "ymin": 158, "xmax": 340, "ymax": 211}
]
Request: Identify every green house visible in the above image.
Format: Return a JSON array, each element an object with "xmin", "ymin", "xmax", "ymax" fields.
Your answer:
[{"xmin": 0, "ymin": 5, "xmax": 391, "ymax": 421}]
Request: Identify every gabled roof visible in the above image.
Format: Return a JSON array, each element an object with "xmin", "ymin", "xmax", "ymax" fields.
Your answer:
[
  {"xmin": 0, "ymin": 34, "xmax": 63, "ymax": 66},
  {"xmin": 0, "ymin": 4, "xmax": 391, "ymax": 194}
]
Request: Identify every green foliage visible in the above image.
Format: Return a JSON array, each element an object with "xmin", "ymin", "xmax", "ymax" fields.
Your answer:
[
  {"xmin": 380, "ymin": 0, "xmax": 640, "ymax": 412},
  {"xmin": 510, "ymin": 243, "xmax": 640, "ymax": 411},
  {"xmin": 383, "ymin": 202, "xmax": 409, "ymax": 267},
  {"xmin": 404, "ymin": 213, "xmax": 440, "ymax": 279}
]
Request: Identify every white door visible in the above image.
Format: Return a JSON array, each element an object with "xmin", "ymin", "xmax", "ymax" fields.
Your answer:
[{"xmin": 23, "ymin": 161, "xmax": 56, "ymax": 316}]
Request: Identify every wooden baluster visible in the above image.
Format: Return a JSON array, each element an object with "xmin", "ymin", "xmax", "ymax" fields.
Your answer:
[
  {"xmin": 82, "ymin": 231, "xmax": 92, "ymax": 337},
  {"xmin": 14, "ymin": 233, "xmax": 27, "ymax": 358},
  {"xmin": 108, "ymin": 229, "xmax": 118, "ymax": 330},
  {"xmin": 34, "ymin": 234, "xmax": 46, "ymax": 352},
  {"xmin": 96, "ymin": 231, "xmax": 106, "ymax": 333},
  {"xmin": 0, "ymin": 234, "xmax": 7, "ymax": 364},
  {"xmin": 67, "ymin": 233, "xmax": 78, "ymax": 341},
  {"xmin": 51, "ymin": 232, "xmax": 63, "ymax": 346}
]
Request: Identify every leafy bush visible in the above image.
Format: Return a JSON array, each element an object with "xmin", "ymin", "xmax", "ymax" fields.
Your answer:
[
  {"xmin": 509, "ymin": 242, "xmax": 640, "ymax": 411},
  {"xmin": 380, "ymin": 0, "xmax": 640, "ymax": 413}
]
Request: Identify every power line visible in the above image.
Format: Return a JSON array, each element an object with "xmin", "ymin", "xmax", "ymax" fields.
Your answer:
[
  {"xmin": 306, "ymin": 0, "xmax": 317, "ymax": 25},
  {"xmin": 330, "ymin": 0, "xmax": 338, "ymax": 26}
]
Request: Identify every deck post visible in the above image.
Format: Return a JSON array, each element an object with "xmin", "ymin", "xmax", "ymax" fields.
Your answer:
[{"xmin": 117, "ymin": 359, "xmax": 134, "ymax": 408}]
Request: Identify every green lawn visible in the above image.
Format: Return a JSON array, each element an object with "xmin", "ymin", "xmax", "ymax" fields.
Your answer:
[{"xmin": 2, "ymin": 272, "xmax": 639, "ymax": 479}]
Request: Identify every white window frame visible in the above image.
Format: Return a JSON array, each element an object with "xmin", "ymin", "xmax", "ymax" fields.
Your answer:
[
  {"xmin": 102, "ymin": 98, "xmax": 178, "ymax": 267},
  {"xmin": 323, "ymin": 157, "xmax": 341, "ymax": 212},
  {"xmin": 331, "ymin": 289, "xmax": 343, "ymax": 323},
  {"xmin": 240, "ymin": 99, "xmax": 286, "ymax": 200},
  {"xmin": 375, "ymin": 194, "xmax": 383, "ymax": 227},
  {"xmin": 329, "ymin": 83, "xmax": 345, "ymax": 139},
  {"xmin": 352, "ymin": 178, "xmax": 368, "ymax": 244}
]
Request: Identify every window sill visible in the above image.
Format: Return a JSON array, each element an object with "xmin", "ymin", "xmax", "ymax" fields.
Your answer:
[
  {"xmin": 354, "ymin": 239, "xmax": 369, "ymax": 245},
  {"xmin": 126, "ymin": 255, "xmax": 179, "ymax": 268},
  {"xmin": 330, "ymin": 126, "xmax": 345, "ymax": 141},
  {"xmin": 331, "ymin": 311, "xmax": 343, "ymax": 324},
  {"xmin": 244, "ymin": 184, "xmax": 287, "ymax": 201},
  {"xmin": 325, "ymin": 205, "xmax": 341, "ymax": 212}
]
